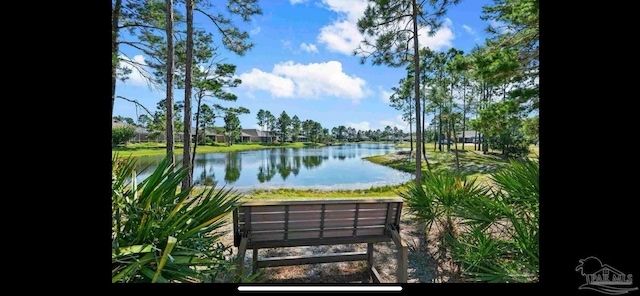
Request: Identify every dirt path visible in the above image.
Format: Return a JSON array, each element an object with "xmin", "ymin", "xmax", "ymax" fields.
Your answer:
[{"xmin": 218, "ymin": 211, "xmax": 462, "ymax": 283}]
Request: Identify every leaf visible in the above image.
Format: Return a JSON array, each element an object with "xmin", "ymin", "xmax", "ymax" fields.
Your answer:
[{"xmin": 152, "ymin": 236, "xmax": 177, "ymax": 283}]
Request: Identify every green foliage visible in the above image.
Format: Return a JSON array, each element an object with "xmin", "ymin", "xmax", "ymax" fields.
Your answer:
[
  {"xmin": 400, "ymin": 159, "xmax": 539, "ymax": 282},
  {"xmin": 224, "ymin": 112, "xmax": 241, "ymax": 146},
  {"xmin": 112, "ymin": 126, "xmax": 136, "ymax": 147},
  {"xmin": 111, "ymin": 154, "xmax": 244, "ymax": 283},
  {"xmin": 449, "ymin": 158, "xmax": 539, "ymax": 282},
  {"xmin": 398, "ymin": 169, "xmax": 488, "ymax": 233},
  {"xmin": 475, "ymin": 100, "xmax": 530, "ymax": 157},
  {"xmin": 478, "ymin": 0, "xmax": 539, "ymax": 111},
  {"xmin": 397, "ymin": 158, "xmax": 539, "ymax": 283},
  {"xmin": 205, "ymin": 137, "xmax": 214, "ymax": 145},
  {"xmin": 291, "ymin": 115, "xmax": 301, "ymax": 142},
  {"xmin": 277, "ymin": 111, "xmax": 291, "ymax": 144},
  {"xmin": 354, "ymin": 0, "xmax": 460, "ymax": 67},
  {"xmin": 520, "ymin": 115, "xmax": 538, "ymax": 144},
  {"xmin": 256, "ymin": 109, "xmax": 266, "ymax": 132},
  {"xmin": 265, "ymin": 111, "xmax": 277, "ymax": 143}
]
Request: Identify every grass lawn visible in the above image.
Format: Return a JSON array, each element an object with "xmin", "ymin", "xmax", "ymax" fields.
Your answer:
[
  {"xmin": 237, "ymin": 184, "xmax": 412, "ymax": 201},
  {"xmin": 393, "ymin": 141, "xmax": 539, "ymax": 158},
  {"xmin": 112, "ymin": 141, "xmax": 345, "ymax": 157},
  {"xmin": 367, "ymin": 142, "xmax": 538, "ymax": 184}
]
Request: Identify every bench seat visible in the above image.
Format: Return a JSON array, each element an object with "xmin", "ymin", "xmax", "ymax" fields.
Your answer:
[{"xmin": 232, "ymin": 198, "xmax": 408, "ymax": 283}]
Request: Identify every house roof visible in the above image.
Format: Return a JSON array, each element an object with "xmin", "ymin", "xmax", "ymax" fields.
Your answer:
[{"xmin": 242, "ymin": 128, "xmax": 276, "ymax": 137}]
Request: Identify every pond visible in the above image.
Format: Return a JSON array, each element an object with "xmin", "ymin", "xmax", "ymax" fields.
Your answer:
[{"xmin": 134, "ymin": 143, "xmax": 413, "ymax": 191}]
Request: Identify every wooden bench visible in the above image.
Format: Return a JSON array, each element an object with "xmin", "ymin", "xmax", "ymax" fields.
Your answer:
[{"xmin": 232, "ymin": 198, "xmax": 408, "ymax": 283}]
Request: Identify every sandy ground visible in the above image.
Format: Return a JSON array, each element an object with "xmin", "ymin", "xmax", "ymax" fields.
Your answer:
[{"xmin": 217, "ymin": 211, "xmax": 462, "ymax": 283}]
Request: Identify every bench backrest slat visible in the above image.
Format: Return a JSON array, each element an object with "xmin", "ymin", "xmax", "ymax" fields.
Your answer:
[{"xmin": 233, "ymin": 199, "xmax": 403, "ymax": 248}]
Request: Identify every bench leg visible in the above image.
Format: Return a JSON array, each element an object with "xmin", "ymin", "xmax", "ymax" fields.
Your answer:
[
  {"xmin": 236, "ymin": 237, "xmax": 247, "ymax": 282},
  {"xmin": 252, "ymin": 248, "xmax": 259, "ymax": 275},
  {"xmin": 367, "ymin": 243, "xmax": 374, "ymax": 283},
  {"xmin": 389, "ymin": 227, "xmax": 408, "ymax": 283}
]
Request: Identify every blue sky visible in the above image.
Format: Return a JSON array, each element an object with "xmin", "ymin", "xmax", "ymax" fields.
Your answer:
[{"xmin": 115, "ymin": 0, "xmax": 496, "ymax": 132}]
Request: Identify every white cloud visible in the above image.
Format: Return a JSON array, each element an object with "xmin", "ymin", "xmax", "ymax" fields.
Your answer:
[
  {"xmin": 317, "ymin": 1, "xmax": 455, "ymax": 55},
  {"xmin": 290, "ymin": 0, "xmax": 308, "ymax": 4},
  {"xmin": 417, "ymin": 18, "xmax": 455, "ymax": 51},
  {"xmin": 237, "ymin": 68, "xmax": 295, "ymax": 98},
  {"xmin": 118, "ymin": 55, "xmax": 151, "ymax": 87},
  {"xmin": 462, "ymin": 24, "xmax": 475, "ymax": 35},
  {"xmin": 316, "ymin": 0, "xmax": 368, "ymax": 55},
  {"xmin": 300, "ymin": 43, "xmax": 319, "ymax": 53},
  {"xmin": 237, "ymin": 60, "xmax": 371, "ymax": 103},
  {"xmin": 320, "ymin": 0, "xmax": 368, "ymax": 22},
  {"xmin": 346, "ymin": 121, "xmax": 370, "ymax": 131},
  {"xmin": 380, "ymin": 88, "xmax": 393, "ymax": 104},
  {"xmin": 379, "ymin": 115, "xmax": 409, "ymax": 132},
  {"xmin": 250, "ymin": 26, "xmax": 261, "ymax": 35},
  {"xmin": 318, "ymin": 20, "xmax": 363, "ymax": 55}
]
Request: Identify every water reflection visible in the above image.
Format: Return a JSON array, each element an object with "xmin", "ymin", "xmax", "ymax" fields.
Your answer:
[
  {"xmin": 224, "ymin": 152, "xmax": 241, "ymax": 184},
  {"xmin": 133, "ymin": 143, "xmax": 412, "ymax": 190},
  {"xmin": 302, "ymin": 155, "xmax": 324, "ymax": 169}
]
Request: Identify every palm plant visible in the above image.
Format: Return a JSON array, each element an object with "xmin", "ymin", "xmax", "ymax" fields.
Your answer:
[
  {"xmin": 112, "ymin": 153, "xmax": 244, "ymax": 283},
  {"xmin": 398, "ymin": 169, "xmax": 488, "ymax": 239},
  {"xmin": 448, "ymin": 158, "xmax": 539, "ymax": 282}
]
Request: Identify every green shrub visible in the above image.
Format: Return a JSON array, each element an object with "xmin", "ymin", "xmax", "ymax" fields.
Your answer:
[
  {"xmin": 112, "ymin": 126, "xmax": 135, "ymax": 147},
  {"xmin": 399, "ymin": 158, "xmax": 539, "ymax": 283},
  {"xmin": 111, "ymin": 154, "xmax": 248, "ymax": 283},
  {"xmin": 205, "ymin": 137, "xmax": 214, "ymax": 145},
  {"xmin": 449, "ymin": 158, "xmax": 539, "ymax": 282},
  {"xmin": 398, "ymin": 170, "xmax": 488, "ymax": 239}
]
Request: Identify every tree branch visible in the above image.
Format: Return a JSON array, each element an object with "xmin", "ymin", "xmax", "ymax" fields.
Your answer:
[
  {"xmin": 371, "ymin": 14, "xmax": 414, "ymax": 30},
  {"xmin": 118, "ymin": 23, "xmax": 165, "ymax": 31},
  {"xmin": 119, "ymin": 41, "xmax": 158, "ymax": 57},
  {"xmin": 116, "ymin": 96, "xmax": 154, "ymax": 117},
  {"xmin": 194, "ymin": 8, "xmax": 231, "ymax": 42}
]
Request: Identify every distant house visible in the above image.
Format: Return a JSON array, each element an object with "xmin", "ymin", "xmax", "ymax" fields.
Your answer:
[
  {"xmin": 457, "ymin": 130, "xmax": 480, "ymax": 143},
  {"xmin": 194, "ymin": 127, "xmax": 225, "ymax": 143},
  {"xmin": 241, "ymin": 129, "xmax": 278, "ymax": 143}
]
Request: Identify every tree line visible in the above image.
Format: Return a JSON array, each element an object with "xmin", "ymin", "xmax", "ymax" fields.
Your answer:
[
  {"xmin": 112, "ymin": 0, "xmax": 261, "ymax": 189},
  {"xmin": 355, "ymin": 0, "xmax": 538, "ymax": 181}
]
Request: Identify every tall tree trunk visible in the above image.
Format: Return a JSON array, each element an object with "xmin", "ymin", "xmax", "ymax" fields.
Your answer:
[
  {"xmin": 421, "ymin": 87, "xmax": 428, "ymax": 167},
  {"xmin": 462, "ymin": 79, "xmax": 466, "ymax": 150},
  {"xmin": 433, "ymin": 108, "xmax": 437, "ymax": 151},
  {"xmin": 438, "ymin": 102, "xmax": 443, "ymax": 152},
  {"xmin": 409, "ymin": 111, "xmax": 413, "ymax": 156},
  {"xmin": 482, "ymin": 83, "xmax": 489, "ymax": 154},
  {"xmin": 165, "ymin": 0, "xmax": 175, "ymax": 164},
  {"xmin": 446, "ymin": 82, "xmax": 453, "ymax": 152},
  {"xmin": 191, "ymin": 94, "xmax": 202, "ymax": 174},
  {"xmin": 452, "ymin": 120, "xmax": 460, "ymax": 173},
  {"xmin": 412, "ymin": 0, "xmax": 423, "ymax": 181},
  {"xmin": 111, "ymin": 0, "xmax": 122, "ymax": 120},
  {"xmin": 182, "ymin": 0, "xmax": 194, "ymax": 190},
  {"xmin": 474, "ymin": 130, "xmax": 478, "ymax": 150}
]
